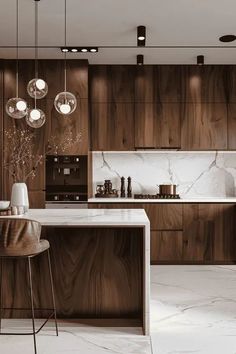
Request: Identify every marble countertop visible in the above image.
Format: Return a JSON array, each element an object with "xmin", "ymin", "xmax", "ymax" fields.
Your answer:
[
  {"xmin": 3, "ymin": 208, "xmax": 150, "ymax": 227},
  {"xmin": 88, "ymin": 197, "xmax": 236, "ymax": 203}
]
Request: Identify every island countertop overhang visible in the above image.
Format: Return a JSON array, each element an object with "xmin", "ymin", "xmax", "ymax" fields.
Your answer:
[{"xmin": 5, "ymin": 208, "xmax": 150, "ymax": 227}]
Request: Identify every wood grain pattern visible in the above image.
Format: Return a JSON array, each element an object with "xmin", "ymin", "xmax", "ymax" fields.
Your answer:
[
  {"xmin": 135, "ymin": 103, "xmax": 181, "ymax": 148},
  {"xmin": 181, "ymin": 103, "xmax": 227, "ymax": 149},
  {"xmin": 90, "ymin": 65, "xmax": 135, "ymax": 102},
  {"xmin": 135, "ymin": 66, "xmax": 182, "ymax": 103},
  {"xmin": 1, "ymin": 59, "xmax": 89, "ymax": 205},
  {"xmin": 151, "ymin": 230, "xmax": 183, "ymax": 262},
  {"xmin": 90, "ymin": 103, "xmax": 134, "ymax": 151},
  {"xmin": 182, "ymin": 65, "xmax": 228, "ymax": 103},
  {"xmin": 1, "ymin": 227, "xmax": 143, "ymax": 320},
  {"xmin": 144, "ymin": 203, "xmax": 183, "ymax": 230}
]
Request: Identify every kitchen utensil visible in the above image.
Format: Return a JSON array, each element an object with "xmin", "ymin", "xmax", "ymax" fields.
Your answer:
[{"xmin": 158, "ymin": 184, "xmax": 177, "ymax": 195}]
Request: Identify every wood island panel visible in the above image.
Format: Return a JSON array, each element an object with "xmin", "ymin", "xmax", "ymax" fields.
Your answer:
[{"xmin": 1, "ymin": 227, "xmax": 143, "ymax": 323}]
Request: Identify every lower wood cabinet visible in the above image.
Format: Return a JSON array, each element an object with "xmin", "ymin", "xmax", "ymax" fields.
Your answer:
[
  {"xmin": 88, "ymin": 202, "xmax": 236, "ymax": 264},
  {"xmin": 151, "ymin": 231, "xmax": 183, "ymax": 262}
]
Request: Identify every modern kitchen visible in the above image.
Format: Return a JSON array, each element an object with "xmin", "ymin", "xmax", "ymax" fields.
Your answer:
[{"xmin": 0, "ymin": 1, "xmax": 236, "ymax": 354}]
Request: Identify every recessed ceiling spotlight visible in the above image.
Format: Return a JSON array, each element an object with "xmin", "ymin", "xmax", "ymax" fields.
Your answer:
[
  {"xmin": 61, "ymin": 48, "xmax": 69, "ymax": 53},
  {"xmin": 219, "ymin": 34, "xmax": 236, "ymax": 42},
  {"xmin": 137, "ymin": 26, "xmax": 146, "ymax": 46},
  {"xmin": 90, "ymin": 48, "xmax": 97, "ymax": 52},
  {"xmin": 81, "ymin": 48, "xmax": 88, "ymax": 52},
  {"xmin": 197, "ymin": 55, "xmax": 204, "ymax": 65},
  {"xmin": 71, "ymin": 48, "xmax": 78, "ymax": 52},
  {"xmin": 137, "ymin": 54, "xmax": 144, "ymax": 65}
]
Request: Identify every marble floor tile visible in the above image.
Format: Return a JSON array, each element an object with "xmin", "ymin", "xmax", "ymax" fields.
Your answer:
[
  {"xmin": 1, "ymin": 265, "xmax": 236, "ymax": 354},
  {"xmin": 151, "ymin": 265, "xmax": 236, "ymax": 354}
]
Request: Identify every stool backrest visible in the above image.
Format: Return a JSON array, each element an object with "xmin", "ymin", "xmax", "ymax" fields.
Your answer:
[{"xmin": 0, "ymin": 218, "xmax": 42, "ymax": 257}]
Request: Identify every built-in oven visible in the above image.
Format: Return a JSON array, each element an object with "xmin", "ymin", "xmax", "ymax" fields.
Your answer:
[{"xmin": 45, "ymin": 155, "xmax": 88, "ymax": 208}]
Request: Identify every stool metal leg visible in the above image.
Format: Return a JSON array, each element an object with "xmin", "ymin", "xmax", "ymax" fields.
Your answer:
[
  {"xmin": 47, "ymin": 249, "xmax": 58, "ymax": 336},
  {"xmin": 28, "ymin": 257, "xmax": 37, "ymax": 354},
  {"xmin": 0, "ymin": 258, "xmax": 3, "ymax": 333}
]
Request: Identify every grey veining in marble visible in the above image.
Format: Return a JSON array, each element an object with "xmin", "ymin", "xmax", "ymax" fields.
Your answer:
[{"xmin": 93, "ymin": 151, "xmax": 236, "ymax": 198}]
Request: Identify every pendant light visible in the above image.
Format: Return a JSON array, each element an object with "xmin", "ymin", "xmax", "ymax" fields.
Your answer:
[
  {"xmin": 27, "ymin": 0, "xmax": 48, "ymax": 99},
  {"xmin": 26, "ymin": 0, "xmax": 46, "ymax": 128},
  {"xmin": 5, "ymin": 0, "xmax": 27, "ymax": 119},
  {"xmin": 54, "ymin": 0, "xmax": 77, "ymax": 115}
]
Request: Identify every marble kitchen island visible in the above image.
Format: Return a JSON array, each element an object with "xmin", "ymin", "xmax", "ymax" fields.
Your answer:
[{"xmin": 0, "ymin": 209, "xmax": 150, "ymax": 335}]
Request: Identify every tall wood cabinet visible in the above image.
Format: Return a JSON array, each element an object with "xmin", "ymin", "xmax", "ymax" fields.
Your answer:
[{"xmin": 1, "ymin": 59, "xmax": 89, "ymax": 206}]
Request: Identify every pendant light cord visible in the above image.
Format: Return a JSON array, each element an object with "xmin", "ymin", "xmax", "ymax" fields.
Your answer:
[
  {"xmin": 64, "ymin": 0, "xmax": 67, "ymax": 94},
  {"xmin": 16, "ymin": 0, "xmax": 19, "ymax": 98},
  {"xmin": 35, "ymin": 0, "xmax": 38, "ymax": 79},
  {"xmin": 34, "ymin": 0, "xmax": 38, "ymax": 109}
]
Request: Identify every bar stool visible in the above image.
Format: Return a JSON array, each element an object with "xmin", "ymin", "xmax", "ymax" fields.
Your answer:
[{"xmin": 0, "ymin": 218, "xmax": 58, "ymax": 354}]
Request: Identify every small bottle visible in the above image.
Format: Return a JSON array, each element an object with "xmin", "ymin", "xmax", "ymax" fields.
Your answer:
[
  {"xmin": 120, "ymin": 177, "xmax": 125, "ymax": 198},
  {"xmin": 127, "ymin": 177, "xmax": 132, "ymax": 198}
]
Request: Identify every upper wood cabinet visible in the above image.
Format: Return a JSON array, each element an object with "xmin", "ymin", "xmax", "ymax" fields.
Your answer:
[
  {"xmin": 135, "ymin": 66, "xmax": 182, "ymax": 103},
  {"xmin": 89, "ymin": 65, "xmax": 234, "ymax": 151},
  {"xmin": 90, "ymin": 65, "xmax": 135, "ymax": 102},
  {"xmin": 181, "ymin": 103, "xmax": 228, "ymax": 150},
  {"xmin": 135, "ymin": 103, "xmax": 181, "ymax": 148},
  {"xmin": 90, "ymin": 102, "xmax": 134, "ymax": 151}
]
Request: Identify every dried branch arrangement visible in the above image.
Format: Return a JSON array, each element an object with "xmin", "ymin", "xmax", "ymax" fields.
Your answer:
[{"xmin": 4, "ymin": 127, "xmax": 82, "ymax": 183}]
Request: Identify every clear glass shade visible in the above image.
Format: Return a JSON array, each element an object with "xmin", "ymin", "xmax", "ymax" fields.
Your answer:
[
  {"xmin": 5, "ymin": 97, "xmax": 27, "ymax": 119},
  {"xmin": 27, "ymin": 78, "xmax": 48, "ymax": 99},
  {"xmin": 26, "ymin": 108, "xmax": 46, "ymax": 128},
  {"xmin": 54, "ymin": 91, "xmax": 77, "ymax": 115}
]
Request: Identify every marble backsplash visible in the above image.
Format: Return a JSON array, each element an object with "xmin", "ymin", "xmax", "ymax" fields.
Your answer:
[{"xmin": 92, "ymin": 151, "xmax": 236, "ymax": 198}]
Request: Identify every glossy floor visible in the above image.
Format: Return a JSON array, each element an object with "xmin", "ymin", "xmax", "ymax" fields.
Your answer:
[{"xmin": 0, "ymin": 265, "xmax": 236, "ymax": 354}]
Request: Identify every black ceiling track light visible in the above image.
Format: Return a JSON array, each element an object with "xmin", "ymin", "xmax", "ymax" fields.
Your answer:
[
  {"xmin": 137, "ymin": 54, "xmax": 144, "ymax": 65},
  {"xmin": 137, "ymin": 26, "xmax": 146, "ymax": 46},
  {"xmin": 60, "ymin": 47, "xmax": 98, "ymax": 53},
  {"xmin": 197, "ymin": 55, "xmax": 204, "ymax": 65},
  {"xmin": 219, "ymin": 34, "xmax": 236, "ymax": 43}
]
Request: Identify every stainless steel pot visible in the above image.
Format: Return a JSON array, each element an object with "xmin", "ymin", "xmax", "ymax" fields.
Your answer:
[{"xmin": 158, "ymin": 184, "xmax": 177, "ymax": 195}]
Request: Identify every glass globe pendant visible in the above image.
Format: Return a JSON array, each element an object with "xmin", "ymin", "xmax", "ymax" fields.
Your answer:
[
  {"xmin": 54, "ymin": 91, "xmax": 77, "ymax": 115},
  {"xmin": 27, "ymin": 78, "xmax": 48, "ymax": 99},
  {"xmin": 6, "ymin": 97, "xmax": 27, "ymax": 119},
  {"xmin": 26, "ymin": 107, "xmax": 46, "ymax": 128},
  {"xmin": 6, "ymin": 0, "xmax": 27, "ymax": 119}
]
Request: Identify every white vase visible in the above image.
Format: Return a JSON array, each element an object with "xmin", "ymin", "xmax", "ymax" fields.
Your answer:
[{"xmin": 11, "ymin": 183, "xmax": 29, "ymax": 212}]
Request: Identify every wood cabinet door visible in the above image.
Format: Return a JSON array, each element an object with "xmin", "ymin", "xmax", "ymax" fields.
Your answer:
[
  {"xmin": 143, "ymin": 203, "xmax": 183, "ymax": 230},
  {"xmin": 183, "ymin": 204, "xmax": 236, "ymax": 263},
  {"xmin": 151, "ymin": 231, "xmax": 183, "ymax": 262},
  {"xmin": 181, "ymin": 103, "xmax": 227, "ymax": 150},
  {"xmin": 90, "ymin": 102, "xmax": 134, "ymax": 151},
  {"xmin": 134, "ymin": 103, "xmax": 181, "ymax": 148}
]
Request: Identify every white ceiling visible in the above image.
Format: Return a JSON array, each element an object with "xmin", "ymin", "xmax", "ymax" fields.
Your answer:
[{"xmin": 0, "ymin": 0, "xmax": 236, "ymax": 64}]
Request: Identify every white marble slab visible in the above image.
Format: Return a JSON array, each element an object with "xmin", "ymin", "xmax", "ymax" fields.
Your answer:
[
  {"xmin": 2, "ymin": 208, "xmax": 150, "ymax": 227},
  {"xmin": 92, "ymin": 151, "xmax": 236, "ymax": 198},
  {"xmin": 88, "ymin": 197, "xmax": 236, "ymax": 203}
]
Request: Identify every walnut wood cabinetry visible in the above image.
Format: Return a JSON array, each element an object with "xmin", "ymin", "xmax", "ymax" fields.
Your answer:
[
  {"xmin": 89, "ymin": 65, "xmax": 236, "ymax": 150},
  {"xmin": 1, "ymin": 59, "xmax": 89, "ymax": 205},
  {"xmin": 88, "ymin": 202, "xmax": 236, "ymax": 264}
]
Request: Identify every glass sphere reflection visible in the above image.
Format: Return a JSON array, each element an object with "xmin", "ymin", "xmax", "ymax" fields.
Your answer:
[
  {"xmin": 5, "ymin": 97, "xmax": 27, "ymax": 119},
  {"xmin": 54, "ymin": 91, "xmax": 77, "ymax": 115},
  {"xmin": 26, "ymin": 108, "xmax": 46, "ymax": 128},
  {"xmin": 27, "ymin": 78, "xmax": 48, "ymax": 99}
]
